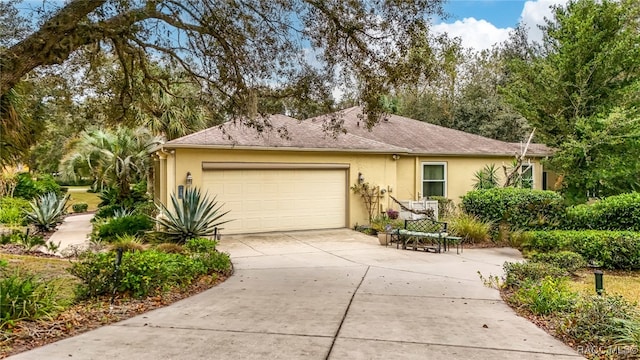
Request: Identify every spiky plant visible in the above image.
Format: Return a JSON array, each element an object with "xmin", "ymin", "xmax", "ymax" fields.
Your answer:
[
  {"xmin": 25, "ymin": 192, "xmax": 69, "ymax": 232},
  {"xmin": 472, "ymin": 164, "xmax": 499, "ymax": 190},
  {"xmin": 154, "ymin": 187, "xmax": 230, "ymax": 244},
  {"xmin": 109, "ymin": 234, "xmax": 145, "ymax": 252}
]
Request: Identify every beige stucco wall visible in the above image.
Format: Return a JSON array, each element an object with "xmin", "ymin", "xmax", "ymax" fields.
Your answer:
[{"xmin": 155, "ymin": 147, "xmax": 546, "ymax": 228}]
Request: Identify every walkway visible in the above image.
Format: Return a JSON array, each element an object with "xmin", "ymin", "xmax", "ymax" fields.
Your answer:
[{"xmin": 47, "ymin": 213, "xmax": 93, "ymax": 255}]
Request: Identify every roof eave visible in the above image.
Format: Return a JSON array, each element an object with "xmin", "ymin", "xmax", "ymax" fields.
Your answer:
[{"xmin": 161, "ymin": 143, "xmax": 411, "ymax": 154}]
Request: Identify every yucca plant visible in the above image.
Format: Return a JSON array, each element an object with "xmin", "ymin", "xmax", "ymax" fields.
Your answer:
[
  {"xmin": 154, "ymin": 187, "xmax": 230, "ymax": 244},
  {"xmin": 25, "ymin": 192, "xmax": 69, "ymax": 232}
]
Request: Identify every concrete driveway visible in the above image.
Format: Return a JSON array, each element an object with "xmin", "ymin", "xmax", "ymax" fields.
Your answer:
[{"xmin": 10, "ymin": 229, "xmax": 581, "ymax": 359}]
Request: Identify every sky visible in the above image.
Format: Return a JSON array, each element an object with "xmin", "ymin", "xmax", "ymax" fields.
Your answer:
[{"xmin": 435, "ymin": 0, "xmax": 568, "ymax": 51}]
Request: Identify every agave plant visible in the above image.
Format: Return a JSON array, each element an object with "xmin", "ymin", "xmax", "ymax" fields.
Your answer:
[
  {"xmin": 155, "ymin": 187, "xmax": 230, "ymax": 244},
  {"xmin": 25, "ymin": 192, "xmax": 69, "ymax": 232}
]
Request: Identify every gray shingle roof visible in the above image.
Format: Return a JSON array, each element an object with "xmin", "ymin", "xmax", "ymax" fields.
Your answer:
[
  {"xmin": 165, "ymin": 107, "xmax": 552, "ymax": 157},
  {"xmin": 165, "ymin": 113, "xmax": 411, "ymax": 153}
]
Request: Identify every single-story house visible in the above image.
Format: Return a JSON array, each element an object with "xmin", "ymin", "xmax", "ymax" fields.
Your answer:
[{"xmin": 152, "ymin": 106, "xmax": 552, "ymax": 234}]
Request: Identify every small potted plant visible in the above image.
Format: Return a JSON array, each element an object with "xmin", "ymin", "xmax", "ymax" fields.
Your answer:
[
  {"xmin": 372, "ymin": 214, "xmax": 398, "ymax": 246},
  {"xmin": 386, "ymin": 209, "xmax": 399, "ymax": 219}
]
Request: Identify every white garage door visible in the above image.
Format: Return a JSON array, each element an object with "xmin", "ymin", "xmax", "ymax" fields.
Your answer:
[{"xmin": 202, "ymin": 168, "xmax": 347, "ymax": 234}]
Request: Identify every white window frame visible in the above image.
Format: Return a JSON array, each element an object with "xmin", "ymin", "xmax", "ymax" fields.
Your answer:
[
  {"xmin": 421, "ymin": 162, "xmax": 447, "ymax": 198},
  {"xmin": 521, "ymin": 163, "xmax": 534, "ymax": 189}
]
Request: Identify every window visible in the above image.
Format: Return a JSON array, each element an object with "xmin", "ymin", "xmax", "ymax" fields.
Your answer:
[
  {"xmin": 422, "ymin": 162, "xmax": 446, "ymax": 197},
  {"xmin": 520, "ymin": 164, "xmax": 534, "ymax": 189}
]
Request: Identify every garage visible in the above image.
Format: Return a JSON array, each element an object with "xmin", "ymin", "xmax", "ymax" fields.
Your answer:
[{"xmin": 201, "ymin": 163, "xmax": 348, "ymax": 234}]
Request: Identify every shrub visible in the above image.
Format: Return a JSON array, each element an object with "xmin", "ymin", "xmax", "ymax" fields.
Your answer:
[
  {"xmin": 95, "ymin": 214, "xmax": 154, "ymax": 242},
  {"xmin": 93, "ymin": 204, "xmax": 123, "ymax": 220},
  {"xmin": 69, "ymin": 248, "xmax": 230, "ymax": 299},
  {"xmin": 559, "ymin": 295, "xmax": 640, "ymax": 350},
  {"xmin": 25, "ymin": 192, "xmax": 69, "ymax": 232},
  {"xmin": 448, "ymin": 213, "xmax": 492, "ymax": 244},
  {"xmin": 14, "ymin": 173, "xmax": 61, "ymax": 200},
  {"xmin": 185, "ymin": 237, "xmax": 218, "ymax": 253},
  {"xmin": 524, "ymin": 230, "xmax": 640, "ymax": 270},
  {"xmin": 0, "ymin": 271, "xmax": 60, "ymax": 328},
  {"xmin": 0, "ymin": 197, "xmax": 30, "ymax": 226},
  {"xmin": 185, "ymin": 239, "xmax": 232, "ymax": 275},
  {"xmin": 72, "ymin": 202, "xmax": 89, "ymax": 213},
  {"xmin": 528, "ymin": 251, "xmax": 586, "ymax": 273},
  {"xmin": 503, "ymin": 261, "xmax": 567, "ymax": 288},
  {"xmin": 155, "ymin": 187, "xmax": 230, "ymax": 244},
  {"xmin": 461, "ymin": 188, "xmax": 565, "ymax": 230},
  {"xmin": 565, "ymin": 192, "xmax": 640, "ymax": 231},
  {"xmin": 513, "ymin": 277, "xmax": 577, "ymax": 315}
]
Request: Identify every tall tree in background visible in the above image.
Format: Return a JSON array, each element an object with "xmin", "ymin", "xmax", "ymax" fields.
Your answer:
[
  {"xmin": 392, "ymin": 36, "xmax": 528, "ymax": 142},
  {"xmin": 502, "ymin": 0, "xmax": 640, "ymax": 201}
]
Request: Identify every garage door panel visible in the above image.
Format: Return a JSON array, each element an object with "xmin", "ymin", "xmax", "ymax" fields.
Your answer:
[{"xmin": 202, "ymin": 168, "xmax": 346, "ymax": 234}]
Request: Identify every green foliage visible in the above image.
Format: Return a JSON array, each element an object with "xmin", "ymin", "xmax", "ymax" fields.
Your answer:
[
  {"xmin": 461, "ymin": 188, "xmax": 565, "ymax": 230},
  {"xmin": 0, "ymin": 196, "xmax": 30, "ymax": 225},
  {"xmin": 472, "ymin": 164, "xmax": 499, "ymax": 190},
  {"xmin": 184, "ymin": 238, "xmax": 218, "ymax": 253},
  {"xmin": 72, "ymin": 202, "xmax": 88, "ymax": 213},
  {"xmin": 13, "ymin": 173, "xmax": 61, "ymax": 200},
  {"xmin": 0, "ymin": 230, "xmax": 22, "ymax": 245},
  {"xmin": 528, "ymin": 251, "xmax": 586, "ymax": 273},
  {"xmin": 69, "ymin": 247, "xmax": 231, "ymax": 299},
  {"xmin": 185, "ymin": 239, "xmax": 232, "ymax": 275},
  {"xmin": 25, "ymin": 192, "xmax": 69, "ymax": 232},
  {"xmin": 503, "ymin": 261, "xmax": 567, "ymax": 288},
  {"xmin": 502, "ymin": 0, "xmax": 640, "ymax": 199},
  {"xmin": 0, "ymin": 270, "xmax": 60, "ymax": 328},
  {"xmin": 448, "ymin": 213, "xmax": 491, "ymax": 244},
  {"xmin": 95, "ymin": 214, "xmax": 154, "ymax": 242},
  {"xmin": 524, "ymin": 230, "xmax": 640, "ymax": 270},
  {"xmin": 565, "ymin": 192, "xmax": 640, "ymax": 231},
  {"xmin": 93, "ymin": 183, "xmax": 151, "ymax": 221},
  {"xmin": 14, "ymin": 232, "xmax": 46, "ymax": 251},
  {"xmin": 513, "ymin": 277, "xmax": 577, "ymax": 315},
  {"xmin": 370, "ymin": 215, "xmax": 403, "ymax": 233},
  {"xmin": 559, "ymin": 295, "xmax": 640, "ymax": 350},
  {"xmin": 93, "ymin": 204, "xmax": 123, "ymax": 220},
  {"xmin": 61, "ymin": 128, "xmax": 160, "ymax": 201},
  {"xmin": 155, "ymin": 187, "xmax": 230, "ymax": 244}
]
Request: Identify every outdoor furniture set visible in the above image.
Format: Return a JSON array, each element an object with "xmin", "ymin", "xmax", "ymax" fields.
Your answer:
[{"xmin": 390, "ymin": 218, "xmax": 463, "ymax": 254}]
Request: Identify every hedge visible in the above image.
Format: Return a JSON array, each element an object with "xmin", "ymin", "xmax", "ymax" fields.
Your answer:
[
  {"xmin": 564, "ymin": 192, "xmax": 640, "ymax": 231},
  {"xmin": 461, "ymin": 188, "xmax": 565, "ymax": 230},
  {"xmin": 523, "ymin": 230, "xmax": 640, "ymax": 270}
]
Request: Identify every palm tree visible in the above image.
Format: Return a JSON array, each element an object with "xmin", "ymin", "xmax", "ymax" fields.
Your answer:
[
  {"xmin": 130, "ymin": 76, "xmax": 211, "ymax": 141},
  {"xmin": 61, "ymin": 126, "xmax": 161, "ymax": 198}
]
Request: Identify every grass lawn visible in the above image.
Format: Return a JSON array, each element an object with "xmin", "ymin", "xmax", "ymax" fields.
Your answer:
[
  {"xmin": 65, "ymin": 186, "xmax": 100, "ymax": 212},
  {"xmin": 1, "ymin": 254, "xmax": 78, "ymax": 304},
  {"xmin": 569, "ymin": 269, "xmax": 640, "ymax": 308}
]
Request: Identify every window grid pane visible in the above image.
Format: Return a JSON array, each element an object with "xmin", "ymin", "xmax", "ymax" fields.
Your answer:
[
  {"xmin": 422, "ymin": 163, "xmax": 445, "ymax": 197},
  {"xmin": 423, "ymin": 165, "xmax": 444, "ymax": 180}
]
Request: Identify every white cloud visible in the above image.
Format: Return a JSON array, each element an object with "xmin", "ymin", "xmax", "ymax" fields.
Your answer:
[
  {"xmin": 432, "ymin": 17, "xmax": 512, "ymax": 52},
  {"xmin": 520, "ymin": 0, "xmax": 568, "ymax": 43}
]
